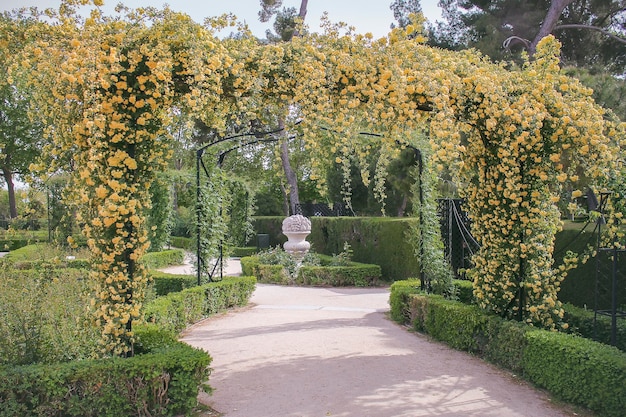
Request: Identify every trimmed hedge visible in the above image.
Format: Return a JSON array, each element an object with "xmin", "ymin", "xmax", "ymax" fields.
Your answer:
[
  {"xmin": 0, "ymin": 328, "xmax": 210, "ymax": 417},
  {"xmin": 240, "ymin": 255, "xmax": 382, "ymax": 287},
  {"xmin": 232, "ymin": 246, "xmax": 257, "ymax": 257},
  {"xmin": 390, "ymin": 281, "xmax": 626, "ymax": 417},
  {"xmin": 252, "ymin": 216, "xmax": 419, "ymax": 281},
  {"xmin": 144, "ymin": 276, "xmax": 256, "ymax": 334},
  {"xmin": 524, "ymin": 331, "xmax": 625, "ymax": 417},
  {"xmin": 148, "ymin": 271, "xmax": 198, "ymax": 297},
  {"xmin": 141, "ymin": 249, "xmax": 185, "ymax": 269},
  {"xmin": 563, "ymin": 303, "xmax": 626, "ymax": 352},
  {"xmin": 169, "ymin": 236, "xmax": 193, "ymax": 250}
]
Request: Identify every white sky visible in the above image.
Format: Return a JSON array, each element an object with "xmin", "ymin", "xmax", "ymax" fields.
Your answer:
[{"xmin": 0, "ymin": 0, "xmax": 443, "ymax": 39}]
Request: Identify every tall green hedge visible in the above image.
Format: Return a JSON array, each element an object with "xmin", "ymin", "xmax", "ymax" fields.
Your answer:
[{"xmin": 252, "ymin": 216, "xmax": 419, "ymax": 281}]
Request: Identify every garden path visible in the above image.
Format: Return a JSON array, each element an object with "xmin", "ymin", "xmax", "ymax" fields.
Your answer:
[{"xmin": 181, "ymin": 283, "xmax": 583, "ymax": 417}]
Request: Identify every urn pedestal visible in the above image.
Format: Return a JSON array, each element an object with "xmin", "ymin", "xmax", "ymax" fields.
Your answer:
[{"xmin": 282, "ymin": 215, "xmax": 312, "ymax": 263}]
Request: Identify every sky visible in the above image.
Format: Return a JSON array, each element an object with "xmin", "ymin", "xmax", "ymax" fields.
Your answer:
[{"xmin": 0, "ymin": 0, "xmax": 443, "ymax": 39}]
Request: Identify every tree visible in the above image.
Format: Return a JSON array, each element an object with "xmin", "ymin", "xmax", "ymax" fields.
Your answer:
[
  {"xmin": 0, "ymin": 13, "xmax": 43, "ymax": 219},
  {"xmin": 390, "ymin": 0, "xmax": 423, "ymax": 29},
  {"xmin": 430, "ymin": 0, "xmax": 626, "ymax": 74},
  {"xmin": 259, "ymin": 0, "xmax": 308, "ymax": 215}
]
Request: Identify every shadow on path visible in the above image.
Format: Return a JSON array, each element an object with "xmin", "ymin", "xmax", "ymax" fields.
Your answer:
[{"xmin": 182, "ymin": 285, "xmax": 576, "ymax": 417}]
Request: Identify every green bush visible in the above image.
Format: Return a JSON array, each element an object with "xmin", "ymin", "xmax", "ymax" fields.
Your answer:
[
  {"xmin": 389, "ymin": 279, "xmax": 422, "ymax": 323},
  {"xmin": 389, "ymin": 280, "xmax": 626, "ymax": 417},
  {"xmin": 144, "ymin": 276, "xmax": 256, "ymax": 334},
  {"xmin": 141, "ymin": 249, "xmax": 185, "ymax": 269},
  {"xmin": 409, "ymin": 294, "xmax": 487, "ymax": 352},
  {"xmin": 148, "ymin": 271, "xmax": 197, "ymax": 296},
  {"xmin": 0, "ymin": 239, "xmax": 31, "ymax": 251},
  {"xmin": 564, "ymin": 303, "xmax": 626, "ymax": 351},
  {"xmin": 170, "ymin": 236, "xmax": 193, "ymax": 250},
  {"xmin": 240, "ymin": 255, "xmax": 382, "ymax": 287},
  {"xmin": 297, "ymin": 263, "xmax": 382, "ymax": 286},
  {"xmin": 481, "ymin": 317, "xmax": 532, "ymax": 373},
  {"xmin": 453, "ymin": 279, "xmax": 474, "ymax": 304},
  {"xmin": 523, "ymin": 331, "xmax": 626, "ymax": 417},
  {"xmin": 0, "ymin": 341, "xmax": 211, "ymax": 417},
  {"xmin": 0, "ymin": 267, "xmax": 99, "ymax": 365},
  {"xmin": 232, "ymin": 246, "xmax": 257, "ymax": 257}
]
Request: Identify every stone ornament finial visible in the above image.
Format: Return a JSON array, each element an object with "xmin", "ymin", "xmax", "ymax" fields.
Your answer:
[{"xmin": 282, "ymin": 214, "xmax": 311, "ymax": 233}]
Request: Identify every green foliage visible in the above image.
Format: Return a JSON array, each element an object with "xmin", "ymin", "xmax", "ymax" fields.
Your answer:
[
  {"xmin": 170, "ymin": 235, "xmax": 193, "ymax": 249},
  {"xmin": 140, "ymin": 249, "xmax": 185, "ymax": 270},
  {"xmin": 297, "ymin": 262, "xmax": 382, "ymax": 287},
  {"xmin": 563, "ymin": 303, "xmax": 626, "ymax": 351},
  {"xmin": 0, "ymin": 342, "xmax": 211, "ymax": 417},
  {"xmin": 412, "ymin": 294, "xmax": 487, "ymax": 352},
  {"xmin": 482, "ymin": 316, "xmax": 532, "ymax": 373},
  {"xmin": 302, "ymin": 217, "xmax": 420, "ymax": 280},
  {"xmin": 232, "ymin": 246, "xmax": 257, "ymax": 257},
  {"xmin": 144, "ymin": 276, "xmax": 256, "ymax": 334},
  {"xmin": 389, "ymin": 279, "xmax": 422, "ymax": 323},
  {"xmin": 389, "ymin": 280, "xmax": 626, "ymax": 417},
  {"xmin": 148, "ymin": 271, "xmax": 197, "ymax": 296},
  {"xmin": 453, "ymin": 279, "xmax": 474, "ymax": 304},
  {"xmin": 147, "ymin": 174, "xmax": 173, "ymax": 252},
  {"xmin": 0, "ymin": 267, "xmax": 99, "ymax": 365},
  {"xmin": 523, "ymin": 331, "xmax": 626, "ymax": 417},
  {"xmin": 241, "ymin": 253, "xmax": 381, "ymax": 286}
]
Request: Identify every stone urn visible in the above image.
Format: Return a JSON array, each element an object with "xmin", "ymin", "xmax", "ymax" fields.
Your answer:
[{"xmin": 282, "ymin": 214, "xmax": 311, "ymax": 261}]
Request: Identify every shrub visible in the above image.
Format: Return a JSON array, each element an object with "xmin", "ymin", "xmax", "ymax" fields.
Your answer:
[
  {"xmin": 409, "ymin": 294, "xmax": 487, "ymax": 352},
  {"xmin": 0, "ymin": 341, "xmax": 211, "ymax": 417},
  {"xmin": 0, "ymin": 267, "xmax": 99, "ymax": 365},
  {"xmin": 453, "ymin": 279, "xmax": 474, "ymax": 304},
  {"xmin": 389, "ymin": 280, "xmax": 626, "ymax": 417},
  {"xmin": 232, "ymin": 246, "xmax": 257, "ymax": 257},
  {"xmin": 170, "ymin": 236, "xmax": 193, "ymax": 250},
  {"xmin": 240, "ymin": 254, "xmax": 382, "ymax": 287},
  {"xmin": 523, "ymin": 331, "xmax": 626, "ymax": 417},
  {"xmin": 389, "ymin": 279, "xmax": 422, "ymax": 323},
  {"xmin": 297, "ymin": 263, "xmax": 382, "ymax": 287},
  {"xmin": 141, "ymin": 249, "xmax": 185, "ymax": 269},
  {"xmin": 563, "ymin": 303, "xmax": 626, "ymax": 351},
  {"xmin": 148, "ymin": 271, "xmax": 197, "ymax": 296},
  {"xmin": 144, "ymin": 276, "xmax": 256, "ymax": 334}
]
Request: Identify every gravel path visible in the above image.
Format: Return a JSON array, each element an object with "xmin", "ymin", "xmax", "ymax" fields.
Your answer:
[{"xmin": 181, "ymin": 284, "xmax": 579, "ymax": 417}]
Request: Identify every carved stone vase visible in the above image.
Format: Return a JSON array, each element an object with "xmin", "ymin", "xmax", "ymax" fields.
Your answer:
[{"xmin": 282, "ymin": 214, "xmax": 311, "ymax": 262}]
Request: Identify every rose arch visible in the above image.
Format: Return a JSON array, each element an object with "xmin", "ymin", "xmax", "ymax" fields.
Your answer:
[{"xmin": 20, "ymin": 4, "xmax": 623, "ymax": 355}]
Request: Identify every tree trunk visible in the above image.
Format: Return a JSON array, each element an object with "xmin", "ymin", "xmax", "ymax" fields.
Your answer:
[
  {"xmin": 529, "ymin": 0, "xmax": 575, "ymax": 56},
  {"xmin": 2, "ymin": 166, "xmax": 17, "ymax": 219},
  {"xmin": 279, "ymin": 118, "xmax": 300, "ymax": 215}
]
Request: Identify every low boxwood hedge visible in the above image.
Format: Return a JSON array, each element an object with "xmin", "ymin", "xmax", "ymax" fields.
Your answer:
[
  {"xmin": 144, "ymin": 276, "xmax": 256, "ymax": 334},
  {"xmin": 141, "ymin": 249, "xmax": 185, "ymax": 269},
  {"xmin": 390, "ymin": 280, "xmax": 626, "ymax": 417},
  {"xmin": 148, "ymin": 271, "xmax": 197, "ymax": 297},
  {"xmin": 240, "ymin": 255, "xmax": 382, "ymax": 287},
  {"xmin": 0, "ymin": 329, "xmax": 211, "ymax": 417}
]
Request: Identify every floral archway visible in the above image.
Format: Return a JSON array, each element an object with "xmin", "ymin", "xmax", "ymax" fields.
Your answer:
[{"xmin": 18, "ymin": 4, "xmax": 623, "ymax": 355}]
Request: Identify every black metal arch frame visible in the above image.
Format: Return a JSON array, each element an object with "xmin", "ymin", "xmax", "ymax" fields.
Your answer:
[{"xmin": 195, "ymin": 128, "xmax": 282, "ymax": 285}]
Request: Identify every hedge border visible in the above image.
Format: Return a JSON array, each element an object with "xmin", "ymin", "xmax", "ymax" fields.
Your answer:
[
  {"xmin": 240, "ymin": 255, "xmax": 382, "ymax": 287},
  {"xmin": 389, "ymin": 280, "xmax": 626, "ymax": 417},
  {"xmin": 0, "ymin": 337, "xmax": 210, "ymax": 417},
  {"xmin": 144, "ymin": 276, "xmax": 256, "ymax": 333}
]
